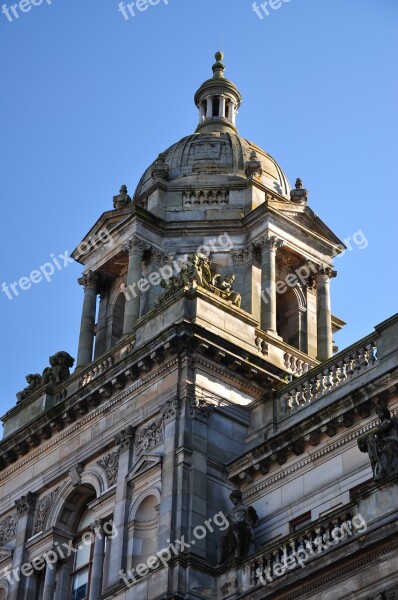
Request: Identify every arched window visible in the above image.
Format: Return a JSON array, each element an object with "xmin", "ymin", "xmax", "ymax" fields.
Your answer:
[
  {"xmin": 70, "ymin": 507, "xmax": 96, "ymax": 600},
  {"xmin": 277, "ymin": 286, "xmax": 307, "ymax": 352}
]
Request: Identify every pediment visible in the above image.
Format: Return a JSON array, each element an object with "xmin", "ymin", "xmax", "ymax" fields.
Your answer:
[{"xmin": 126, "ymin": 453, "xmax": 163, "ymax": 482}]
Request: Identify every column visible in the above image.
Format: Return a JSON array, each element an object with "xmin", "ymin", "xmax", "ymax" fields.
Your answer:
[
  {"xmin": 107, "ymin": 427, "xmax": 134, "ymax": 586},
  {"xmin": 260, "ymin": 235, "xmax": 284, "ymax": 332},
  {"xmin": 122, "ymin": 238, "xmax": 145, "ymax": 336},
  {"xmin": 76, "ymin": 270, "xmax": 99, "ymax": 369},
  {"xmin": 316, "ymin": 267, "xmax": 336, "ymax": 361},
  {"xmin": 89, "ymin": 521, "xmax": 106, "ymax": 600},
  {"xmin": 219, "ymin": 95, "xmax": 226, "ymax": 118},
  {"xmin": 206, "ymin": 96, "xmax": 213, "ymax": 119},
  {"xmin": 42, "ymin": 561, "xmax": 57, "ymax": 600},
  {"xmin": 8, "ymin": 493, "xmax": 37, "ymax": 600},
  {"xmin": 198, "ymin": 102, "xmax": 205, "ymax": 124},
  {"xmin": 54, "ymin": 559, "xmax": 70, "ymax": 600},
  {"xmin": 231, "ymin": 103, "xmax": 237, "ymax": 125}
]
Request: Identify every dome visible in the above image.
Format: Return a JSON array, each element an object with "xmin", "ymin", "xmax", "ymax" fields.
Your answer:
[
  {"xmin": 133, "ymin": 52, "xmax": 291, "ymax": 202},
  {"xmin": 133, "ymin": 132, "xmax": 291, "ymax": 200}
]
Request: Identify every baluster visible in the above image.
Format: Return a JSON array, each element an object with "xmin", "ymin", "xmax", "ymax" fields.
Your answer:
[
  {"xmin": 324, "ymin": 368, "xmax": 333, "ymax": 389},
  {"xmin": 317, "ymin": 372, "xmax": 325, "ymax": 395},
  {"xmin": 284, "ymin": 352, "xmax": 290, "ymax": 369},
  {"xmin": 360, "ymin": 345, "xmax": 369, "ymax": 368},
  {"xmin": 354, "ymin": 349, "xmax": 362, "ymax": 371}
]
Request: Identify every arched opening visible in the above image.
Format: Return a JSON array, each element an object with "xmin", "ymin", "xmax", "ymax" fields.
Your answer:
[
  {"xmin": 212, "ymin": 96, "xmax": 220, "ymax": 117},
  {"xmin": 111, "ymin": 293, "xmax": 125, "ymax": 345},
  {"xmin": 70, "ymin": 506, "xmax": 96, "ymax": 600},
  {"xmin": 0, "ymin": 588, "xmax": 7, "ymax": 600},
  {"xmin": 277, "ymin": 286, "xmax": 307, "ymax": 352},
  {"xmin": 131, "ymin": 495, "xmax": 159, "ymax": 569}
]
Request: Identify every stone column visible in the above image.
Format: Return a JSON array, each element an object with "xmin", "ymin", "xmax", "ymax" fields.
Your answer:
[
  {"xmin": 122, "ymin": 238, "xmax": 146, "ymax": 336},
  {"xmin": 54, "ymin": 559, "xmax": 70, "ymax": 600},
  {"xmin": 89, "ymin": 520, "xmax": 106, "ymax": 600},
  {"xmin": 8, "ymin": 493, "xmax": 37, "ymax": 600},
  {"xmin": 42, "ymin": 560, "xmax": 57, "ymax": 600},
  {"xmin": 260, "ymin": 235, "xmax": 284, "ymax": 332},
  {"xmin": 219, "ymin": 95, "xmax": 226, "ymax": 118},
  {"xmin": 107, "ymin": 427, "xmax": 134, "ymax": 586},
  {"xmin": 316, "ymin": 267, "xmax": 336, "ymax": 361},
  {"xmin": 198, "ymin": 102, "xmax": 205, "ymax": 124},
  {"xmin": 76, "ymin": 270, "xmax": 99, "ymax": 369},
  {"xmin": 206, "ymin": 96, "xmax": 213, "ymax": 119},
  {"xmin": 231, "ymin": 103, "xmax": 237, "ymax": 125}
]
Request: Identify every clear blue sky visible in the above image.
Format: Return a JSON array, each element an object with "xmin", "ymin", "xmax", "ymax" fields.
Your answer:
[{"xmin": 1, "ymin": 0, "xmax": 397, "ymax": 418}]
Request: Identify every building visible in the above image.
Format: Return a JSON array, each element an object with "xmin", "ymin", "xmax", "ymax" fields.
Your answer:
[{"xmin": 0, "ymin": 52, "xmax": 397, "ymax": 600}]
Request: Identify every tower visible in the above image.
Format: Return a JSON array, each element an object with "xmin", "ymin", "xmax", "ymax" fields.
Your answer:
[{"xmin": 1, "ymin": 53, "xmax": 398, "ymax": 600}]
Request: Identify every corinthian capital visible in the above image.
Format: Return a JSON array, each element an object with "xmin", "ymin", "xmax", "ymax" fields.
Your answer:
[
  {"xmin": 259, "ymin": 235, "xmax": 284, "ymax": 252},
  {"xmin": 317, "ymin": 267, "xmax": 337, "ymax": 280},
  {"xmin": 78, "ymin": 270, "xmax": 99, "ymax": 290},
  {"xmin": 122, "ymin": 236, "xmax": 150, "ymax": 257}
]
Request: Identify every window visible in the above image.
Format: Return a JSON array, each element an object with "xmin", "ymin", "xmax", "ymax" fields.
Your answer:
[
  {"xmin": 290, "ymin": 511, "xmax": 312, "ymax": 532},
  {"xmin": 70, "ymin": 508, "xmax": 96, "ymax": 600}
]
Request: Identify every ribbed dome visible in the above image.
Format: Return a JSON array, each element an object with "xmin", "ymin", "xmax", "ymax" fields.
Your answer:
[{"xmin": 133, "ymin": 131, "xmax": 291, "ymax": 200}]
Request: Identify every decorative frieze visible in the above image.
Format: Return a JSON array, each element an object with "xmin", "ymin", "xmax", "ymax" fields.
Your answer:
[
  {"xmin": 135, "ymin": 419, "xmax": 163, "ymax": 456},
  {"xmin": 183, "ymin": 189, "xmax": 229, "ymax": 207},
  {"xmin": 32, "ymin": 487, "xmax": 60, "ymax": 535},
  {"xmin": 0, "ymin": 512, "xmax": 17, "ymax": 545},
  {"xmin": 97, "ymin": 451, "xmax": 119, "ymax": 487}
]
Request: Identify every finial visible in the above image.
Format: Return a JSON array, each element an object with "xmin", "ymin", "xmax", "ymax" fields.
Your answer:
[
  {"xmin": 290, "ymin": 178, "xmax": 308, "ymax": 204},
  {"xmin": 113, "ymin": 184, "xmax": 131, "ymax": 209},
  {"xmin": 212, "ymin": 51, "xmax": 225, "ymax": 79},
  {"xmin": 295, "ymin": 178, "xmax": 303, "ymax": 189}
]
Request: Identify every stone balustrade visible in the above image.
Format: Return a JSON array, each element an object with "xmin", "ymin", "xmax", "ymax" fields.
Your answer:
[
  {"xmin": 183, "ymin": 189, "xmax": 229, "ymax": 207},
  {"xmin": 280, "ymin": 335, "xmax": 379, "ymax": 412}
]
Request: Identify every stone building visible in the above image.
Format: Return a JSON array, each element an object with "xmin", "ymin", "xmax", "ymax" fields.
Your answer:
[{"xmin": 1, "ymin": 53, "xmax": 397, "ymax": 600}]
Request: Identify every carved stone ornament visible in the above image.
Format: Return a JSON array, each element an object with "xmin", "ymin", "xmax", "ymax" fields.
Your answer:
[
  {"xmin": 16, "ymin": 351, "xmax": 74, "ymax": 404},
  {"xmin": 32, "ymin": 487, "xmax": 60, "ymax": 535},
  {"xmin": 15, "ymin": 492, "xmax": 37, "ymax": 518},
  {"xmin": 0, "ymin": 512, "xmax": 18, "ymax": 545},
  {"xmin": 358, "ymin": 404, "xmax": 398, "ymax": 481},
  {"xmin": 161, "ymin": 397, "xmax": 180, "ymax": 423},
  {"xmin": 244, "ymin": 150, "xmax": 263, "ymax": 177},
  {"xmin": 78, "ymin": 270, "xmax": 99, "ymax": 290},
  {"xmin": 113, "ymin": 184, "xmax": 131, "ymax": 209},
  {"xmin": 290, "ymin": 178, "xmax": 308, "ymax": 204},
  {"xmin": 135, "ymin": 419, "xmax": 163, "ymax": 457},
  {"xmin": 218, "ymin": 490, "xmax": 259, "ymax": 564},
  {"xmin": 155, "ymin": 254, "xmax": 241, "ymax": 308},
  {"xmin": 190, "ymin": 397, "xmax": 214, "ymax": 421},
  {"xmin": 97, "ymin": 451, "xmax": 120, "ymax": 487},
  {"xmin": 115, "ymin": 426, "xmax": 135, "ymax": 452},
  {"xmin": 151, "ymin": 153, "xmax": 169, "ymax": 180},
  {"xmin": 69, "ymin": 463, "xmax": 84, "ymax": 487}
]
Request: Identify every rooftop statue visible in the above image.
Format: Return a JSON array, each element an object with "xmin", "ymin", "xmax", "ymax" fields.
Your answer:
[
  {"xmin": 358, "ymin": 404, "xmax": 398, "ymax": 481},
  {"xmin": 16, "ymin": 351, "xmax": 75, "ymax": 404}
]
